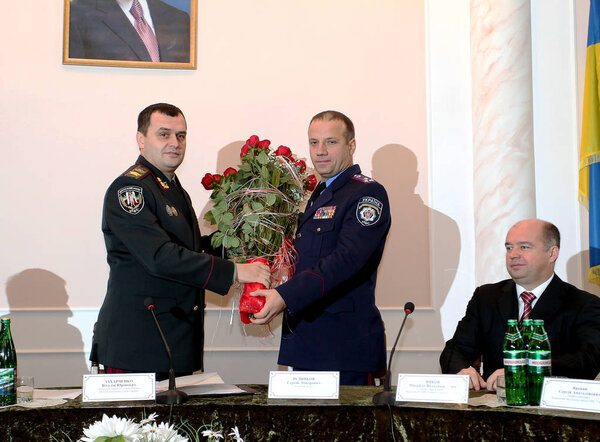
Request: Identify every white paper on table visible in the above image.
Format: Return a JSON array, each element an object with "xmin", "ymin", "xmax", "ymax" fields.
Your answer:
[
  {"xmin": 34, "ymin": 389, "xmax": 82, "ymax": 400},
  {"xmin": 156, "ymin": 372, "xmax": 224, "ymax": 392}
]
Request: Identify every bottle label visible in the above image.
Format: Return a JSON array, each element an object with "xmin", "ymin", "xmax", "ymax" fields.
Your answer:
[
  {"xmin": 531, "ymin": 332, "xmax": 548, "ymax": 341},
  {"xmin": 503, "ymin": 350, "xmax": 527, "ymax": 366},
  {"xmin": 505, "ymin": 332, "xmax": 520, "ymax": 341},
  {"xmin": 0, "ymin": 368, "xmax": 15, "ymax": 394}
]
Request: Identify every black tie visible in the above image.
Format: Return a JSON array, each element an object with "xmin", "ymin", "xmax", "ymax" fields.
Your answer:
[{"xmin": 309, "ymin": 182, "xmax": 326, "ymax": 207}]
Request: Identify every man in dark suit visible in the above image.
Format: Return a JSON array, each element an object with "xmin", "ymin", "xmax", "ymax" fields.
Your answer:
[
  {"xmin": 250, "ymin": 111, "xmax": 391, "ymax": 385},
  {"xmin": 68, "ymin": 0, "xmax": 190, "ymax": 62},
  {"xmin": 94, "ymin": 103, "xmax": 270, "ymax": 379},
  {"xmin": 440, "ymin": 219, "xmax": 600, "ymax": 391}
]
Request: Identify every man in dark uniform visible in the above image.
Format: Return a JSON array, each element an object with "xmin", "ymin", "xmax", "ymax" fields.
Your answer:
[
  {"xmin": 94, "ymin": 103, "xmax": 270, "ymax": 379},
  {"xmin": 250, "ymin": 110, "xmax": 391, "ymax": 385}
]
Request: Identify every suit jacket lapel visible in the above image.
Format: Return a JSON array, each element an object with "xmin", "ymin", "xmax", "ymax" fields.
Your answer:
[
  {"xmin": 97, "ymin": 0, "xmax": 152, "ymax": 61},
  {"xmin": 497, "ymin": 280, "xmax": 518, "ymax": 324},
  {"xmin": 530, "ymin": 274, "xmax": 564, "ymax": 321}
]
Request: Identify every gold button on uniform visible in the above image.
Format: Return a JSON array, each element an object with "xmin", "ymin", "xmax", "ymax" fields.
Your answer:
[
  {"xmin": 193, "ymin": 305, "xmax": 199, "ymax": 311},
  {"xmin": 317, "ymin": 227, "xmax": 321, "ymax": 232}
]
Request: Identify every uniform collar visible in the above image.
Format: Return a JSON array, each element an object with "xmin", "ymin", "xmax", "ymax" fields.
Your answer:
[{"xmin": 135, "ymin": 155, "xmax": 177, "ymax": 190}]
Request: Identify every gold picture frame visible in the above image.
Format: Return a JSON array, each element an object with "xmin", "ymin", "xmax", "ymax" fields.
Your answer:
[{"xmin": 63, "ymin": 0, "xmax": 197, "ymax": 69}]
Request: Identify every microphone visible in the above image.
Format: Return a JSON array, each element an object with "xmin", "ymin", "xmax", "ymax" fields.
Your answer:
[
  {"xmin": 144, "ymin": 297, "xmax": 188, "ymax": 404},
  {"xmin": 373, "ymin": 301, "xmax": 415, "ymax": 405}
]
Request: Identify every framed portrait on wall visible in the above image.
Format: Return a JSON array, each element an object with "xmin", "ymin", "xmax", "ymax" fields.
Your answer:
[{"xmin": 62, "ymin": 0, "xmax": 197, "ymax": 69}]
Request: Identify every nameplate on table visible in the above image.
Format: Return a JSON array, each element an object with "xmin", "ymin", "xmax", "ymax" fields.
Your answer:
[
  {"xmin": 82, "ymin": 373, "xmax": 155, "ymax": 402},
  {"xmin": 540, "ymin": 377, "xmax": 600, "ymax": 412},
  {"xmin": 268, "ymin": 371, "xmax": 339, "ymax": 399},
  {"xmin": 395, "ymin": 374, "xmax": 470, "ymax": 404}
]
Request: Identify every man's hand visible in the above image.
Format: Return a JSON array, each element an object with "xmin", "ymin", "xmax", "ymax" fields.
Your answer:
[
  {"xmin": 235, "ymin": 263, "xmax": 271, "ymax": 288},
  {"xmin": 485, "ymin": 368, "xmax": 504, "ymax": 392},
  {"xmin": 249, "ymin": 289, "xmax": 286, "ymax": 325},
  {"xmin": 458, "ymin": 366, "xmax": 486, "ymax": 391}
]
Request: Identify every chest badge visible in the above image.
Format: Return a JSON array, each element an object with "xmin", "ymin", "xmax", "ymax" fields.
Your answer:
[
  {"xmin": 314, "ymin": 206, "xmax": 336, "ymax": 219},
  {"xmin": 166, "ymin": 205, "xmax": 179, "ymax": 216},
  {"xmin": 118, "ymin": 186, "xmax": 144, "ymax": 215},
  {"xmin": 356, "ymin": 197, "xmax": 383, "ymax": 226}
]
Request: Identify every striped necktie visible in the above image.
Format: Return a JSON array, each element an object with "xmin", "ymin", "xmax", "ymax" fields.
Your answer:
[
  {"xmin": 520, "ymin": 291, "xmax": 536, "ymax": 323},
  {"xmin": 130, "ymin": 0, "xmax": 160, "ymax": 62}
]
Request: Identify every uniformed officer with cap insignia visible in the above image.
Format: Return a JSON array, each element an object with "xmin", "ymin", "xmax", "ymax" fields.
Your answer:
[
  {"xmin": 250, "ymin": 110, "xmax": 391, "ymax": 385},
  {"xmin": 94, "ymin": 103, "xmax": 270, "ymax": 380}
]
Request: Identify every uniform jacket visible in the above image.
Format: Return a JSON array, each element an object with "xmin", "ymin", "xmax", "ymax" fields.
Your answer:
[
  {"xmin": 440, "ymin": 274, "xmax": 600, "ymax": 380},
  {"xmin": 276, "ymin": 164, "xmax": 391, "ymax": 372},
  {"xmin": 95, "ymin": 155, "xmax": 234, "ymax": 373},
  {"xmin": 69, "ymin": 0, "xmax": 190, "ymax": 62}
]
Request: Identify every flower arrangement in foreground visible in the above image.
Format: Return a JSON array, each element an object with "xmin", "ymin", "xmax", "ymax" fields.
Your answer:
[
  {"xmin": 78, "ymin": 413, "xmax": 245, "ymax": 442},
  {"xmin": 202, "ymin": 135, "xmax": 316, "ymax": 323}
]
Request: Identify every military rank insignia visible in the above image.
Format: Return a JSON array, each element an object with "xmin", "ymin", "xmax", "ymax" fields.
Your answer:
[
  {"xmin": 124, "ymin": 165, "xmax": 149, "ymax": 179},
  {"xmin": 356, "ymin": 196, "xmax": 383, "ymax": 226},
  {"xmin": 157, "ymin": 177, "xmax": 170, "ymax": 190},
  {"xmin": 314, "ymin": 206, "xmax": 336, "ymax": 219},
  {"xmin": 352, "ymin": 174, "xmax": 376, "ymax": 184},
  {"xmin": 118, "ymin": 186, "xmax": 144, "ymax": 214}
]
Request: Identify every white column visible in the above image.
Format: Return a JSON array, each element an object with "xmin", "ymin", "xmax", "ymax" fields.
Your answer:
[{"xmin": 471, "ymin": 0, "xmax": 536, "ymax": 285}]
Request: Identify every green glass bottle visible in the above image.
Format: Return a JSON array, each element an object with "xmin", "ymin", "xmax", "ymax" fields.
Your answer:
[
  {"xmin": 528, "ymin": 319, "xmax": 551, "ymax": 405},
  {"xmin": 503, "ymin": 319, "xmax": 528, "ymax": 405},
  {"xmin": 521, "ymin": 318, "xmax": 534, "ymax": 349},
  {"xmin": 0, "ymin": 318, "xmax": 17, "ymax": 406}
]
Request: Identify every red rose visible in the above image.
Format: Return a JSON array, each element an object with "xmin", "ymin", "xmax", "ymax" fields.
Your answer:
[
  {"xmin": 240, "ymin": 143, "xmax": 250, "ymax": 157},
  {"xmin": 275, "ymin": 145, "xmax": 292, "ymax": 158},
  {"xmin": 213, "ymin": 174, "xmax": 222, "ymax": 185},
  {"xmin": 295, "ymin": 159, "xmax": 306, "ymax": 173},
  {"xmin": 223, "ymin": 167, "xmax": 237, "ymax": 177},
  {"xmin": 258, "ymin": 139, "xmax": 271, "ymax": 150},
  {"xmin": 305, "ymin": 174, "xmax": 317, "ymax": 191},
  {"xmin": 246, "ymin": 135, "xmax": 260, "ymax": 148},
  {"xmin": 201, "ymin": 173, "xmax": 215, "ymax": 190}
]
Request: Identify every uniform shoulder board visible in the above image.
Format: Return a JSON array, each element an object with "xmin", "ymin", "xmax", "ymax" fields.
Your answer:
[
  {"xmin": 352, "ymin": 174, "xmax": 376, "ymax": 184},
  {"xmin": 123, "ymin": 164, "xmax": 150, "ymax": 180}
]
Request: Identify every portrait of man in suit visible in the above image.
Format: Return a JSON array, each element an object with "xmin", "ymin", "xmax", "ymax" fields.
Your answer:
[{"xmin": 65, "ymin": 0, "xmax": 193, "ymax": 66}]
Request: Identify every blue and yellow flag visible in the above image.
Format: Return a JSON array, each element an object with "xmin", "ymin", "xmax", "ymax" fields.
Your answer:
[{"xmin": 580, "ymin": 0, "xmax": 600, "ymax": 284}]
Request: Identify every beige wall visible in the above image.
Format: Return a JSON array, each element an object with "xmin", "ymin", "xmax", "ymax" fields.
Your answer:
[{"xmin": 0, "ymin": 0, "xmax": 594, "ymax": 387}]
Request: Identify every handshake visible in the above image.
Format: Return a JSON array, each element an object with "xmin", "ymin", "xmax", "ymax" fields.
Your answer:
[{"xmin": 234, "ymin": 260, "xmax": 287, "ymax": 325}]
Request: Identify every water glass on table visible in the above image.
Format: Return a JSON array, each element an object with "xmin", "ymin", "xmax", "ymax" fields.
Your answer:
[{"xmin": 16, "ymin": 376, "xmax": 34, "ymax": 403}]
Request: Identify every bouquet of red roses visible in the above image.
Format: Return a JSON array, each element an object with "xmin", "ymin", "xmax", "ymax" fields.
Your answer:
[{"xmin": 202, "ymin": 135, "xmax": 316, "ymax": 323}]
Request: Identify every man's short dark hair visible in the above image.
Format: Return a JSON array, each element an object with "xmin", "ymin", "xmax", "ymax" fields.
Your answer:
[
  {"xmin": 309, "ymin": 110, "xmax": 355, "ymax": 142},
  {"xmin": 137, "ymin": 103, "xmax": 185, "ymax": 135},
  {"xmin": 542, "ymin": 221, "xmax": 560, "ymax": 250}
]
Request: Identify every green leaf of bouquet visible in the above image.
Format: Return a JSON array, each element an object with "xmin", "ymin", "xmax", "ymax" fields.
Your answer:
[
  {"xmin": 212, "ymin": 232, "xmax": 225, "ymax": 247},
  {"xmin": 204, "ymin": 211, "xmax": 216, "ymax": 224},
  {"xmin": 212, "ymin": 198, "xmax": 227, "ymax": 214},
  {"xmin": 221, "ymin": 212, "xmax": 234, "ymax": 226},
  {"xmin": 223, "ymin": 236, "xmax": 241, "ymax": 248},
  {"xmin": 257, "ymin": 151, "xmax": 269, "ymax": 165},
  {"xmin": 265, "ymin": 193, "xmax": 277, "ymax": 206},
  {"xmin": 246, "ymin": 213, "xmax": 260, "ymax": 227}
]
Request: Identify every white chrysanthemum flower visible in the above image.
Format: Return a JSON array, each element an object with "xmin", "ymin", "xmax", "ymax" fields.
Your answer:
[
  {"xmin": 139, "ymin": 412, "xmax": 159, "ymax": 426},
  {"xmin": 201, "ymin": 429, "xmax": 224, "ymax": 440},
  {"xmin": 80, "ymin": 414, "xmax": 141, "ymax": 442},
  {"xmin": 141, "ymin": 422, "xmax": 188, "ymax": 442},
  {"xmin": 228, "ymin": 426, "xmax": 244, "ymax": 442}
]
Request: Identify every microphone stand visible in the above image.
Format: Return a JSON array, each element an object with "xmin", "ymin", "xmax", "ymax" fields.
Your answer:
[
  {"xmin": 373, "ymin": 302, "xmax": 414, "ymax": 405},
  {"xmin": 145, "ymin": 299, "xmax": 188, "ymax": 404}
]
